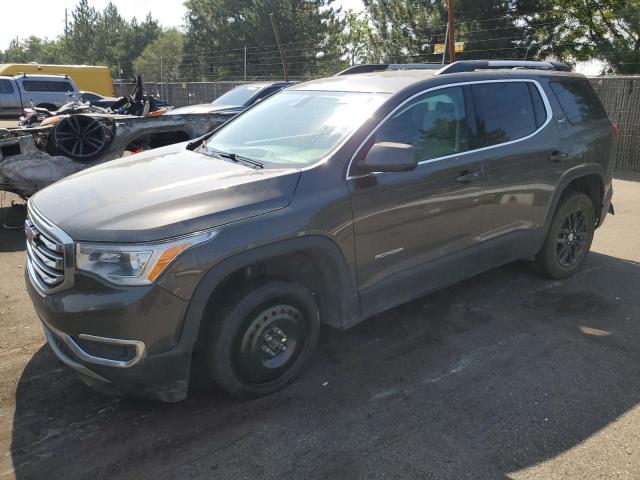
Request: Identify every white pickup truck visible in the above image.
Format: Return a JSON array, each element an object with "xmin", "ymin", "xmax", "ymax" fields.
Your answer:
[{"xmin": 0, "ymin": 74, "xmax": 79, "ymax": 117}]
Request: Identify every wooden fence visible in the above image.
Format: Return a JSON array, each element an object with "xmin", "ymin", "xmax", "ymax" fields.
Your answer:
[{"xmin": 115, "ymin": 76, "xmax": 640, "ymax": 171}]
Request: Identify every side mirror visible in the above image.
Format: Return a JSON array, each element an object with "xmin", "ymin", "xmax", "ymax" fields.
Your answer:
[{"xmin": 361, "ymin": 142, "xmax": 418, "ymax": 173}]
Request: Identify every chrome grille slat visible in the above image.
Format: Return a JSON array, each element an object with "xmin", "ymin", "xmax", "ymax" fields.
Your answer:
[
  {"xmin": 38, "ymin": 233, "xmax": 63, "ymax": 253},
  {"xmin": 33, "ymin": 244, "xmax": 64, "ymax": 270},
  {"xmin": 27, "ymin": 241, "xmax": 64, "ymax": 280},
  {"xmin": 25, "ymin": 214, "xmax": 67, "ymax": 292},
  {"xmin": 35, "ymin": 242, "xmax": 63, "ymax": 261},
  {"xmin": 30, "ymin": 258, "xmax": 63, "ymax": 286}
]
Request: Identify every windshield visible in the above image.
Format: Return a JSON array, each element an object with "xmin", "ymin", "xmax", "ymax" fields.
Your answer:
[
  {"xmin": 205, "ymin": 90, "xmax": 388, "ymax": 167},
  {"xmin": 212, "ymin": 85, "xmax": 263, "ymax": 106}
]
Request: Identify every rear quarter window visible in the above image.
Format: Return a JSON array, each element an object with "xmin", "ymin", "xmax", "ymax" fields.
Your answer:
[
  {"xmin": 550, "ymin": 80, "xmax": 608, "ymax": 124},
  {"xmin": 472, "ymin": 82, "xmax": 540, "ymax": 147}
]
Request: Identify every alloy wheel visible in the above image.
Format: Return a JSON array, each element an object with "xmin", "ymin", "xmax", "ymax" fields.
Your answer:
[{"xmin": 556, "ymin": 208, "xmax": 589, "ymax": 267}]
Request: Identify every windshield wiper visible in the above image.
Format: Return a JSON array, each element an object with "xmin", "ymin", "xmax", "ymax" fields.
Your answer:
[{"xmin": 204, "ymin": 147, "xmax": 264, "ymax": 169}]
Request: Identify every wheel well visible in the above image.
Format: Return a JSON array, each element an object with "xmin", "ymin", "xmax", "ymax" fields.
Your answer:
[
  {"xmin": 194, "ymin": 249, "xmax": 345, "ymax": 350},
  {"xmin": 565, "ymin": 174, "xmax": 603, "ymax": 223},
  {"xmin": 125, "ymin": 130, "xmax": 191, "ymax": 152}
]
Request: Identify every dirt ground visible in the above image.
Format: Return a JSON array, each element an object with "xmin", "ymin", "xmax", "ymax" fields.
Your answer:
[
  {"xmin": 1, "ymin": 174, "xmax": 639, "ymax": 480},
  {"xmin": 0, "ymin": 120, "xmax": 18, "ymax": 129}
]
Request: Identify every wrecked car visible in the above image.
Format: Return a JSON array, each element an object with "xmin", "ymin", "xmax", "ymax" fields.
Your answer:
[
  {"xmin": 0, "ymin": 110, "xmax": 234, "ymax": 197},
  {"xmin": 0, "ymin": 81, "xmax": 291, "ymax": 198}
]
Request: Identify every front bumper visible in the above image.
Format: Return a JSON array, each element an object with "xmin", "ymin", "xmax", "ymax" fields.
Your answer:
[{"xmin": 27, "ymin": 270, "xmax": 194, "ymax": 402}]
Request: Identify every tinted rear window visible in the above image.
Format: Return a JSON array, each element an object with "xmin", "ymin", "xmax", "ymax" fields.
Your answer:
[
  {"xmin": 473, "ymin": 82, "xmax": 539, "ymax": 146},
  {"xmin": 23, "ymin": 80, "xmax": 73, "ymax": 92},
  {"xmin": 550, "ymin": 80, "xmax": 608, "ymax": 124},
  {"xmin": 0, "ymin": 79, "xmax": 14, "ymax": 94}
]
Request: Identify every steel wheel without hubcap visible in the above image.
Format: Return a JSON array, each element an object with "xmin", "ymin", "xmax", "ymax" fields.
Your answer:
[
  {"xmin": 234, "ymin": 303, "xmax": 306, "ymax": 385},
  {"xmin": 556, "ymin": 208, "xmax": 589, "ymax": 267}
]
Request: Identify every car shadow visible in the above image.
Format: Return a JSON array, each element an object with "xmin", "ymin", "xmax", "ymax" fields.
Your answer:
[
  {"xmin": 9, "ymin": 251, "xmax": 640, "ymax": 479},
  {"xmin": 0, "ymin": 196, "xmax": 26, "ymax": 252}
]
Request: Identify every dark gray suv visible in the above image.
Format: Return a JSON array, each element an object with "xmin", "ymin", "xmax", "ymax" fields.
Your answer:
[{"xmin": 25, "ymin": 60, "xmax": 616, "ymax": 401}]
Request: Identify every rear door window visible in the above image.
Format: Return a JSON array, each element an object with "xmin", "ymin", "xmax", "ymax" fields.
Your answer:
[
  {"xmin": 0, "ymin": 79, "xmax": 14, "ymax": 94},
  {"xmin": 550, "ymin": 79, "xmax": 608, "ymax": 124},
  {"xmin": 472, "ymin": 82, "xmax": 539, "ymax": 147},
  {"xmin": 374, "ymin": 86, "xmax": 469, "ymax": 161}
]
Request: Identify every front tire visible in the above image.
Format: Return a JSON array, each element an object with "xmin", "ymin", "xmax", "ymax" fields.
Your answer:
[
  {"xmin": 206, "ymin": 280, "xmax": 320, "ymax": 398},
  {"xmin": 533, "ymin": 191, "xmax": 595, "ymax": 279}
]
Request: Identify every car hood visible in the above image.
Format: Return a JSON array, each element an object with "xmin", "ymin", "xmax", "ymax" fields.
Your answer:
[
  {"xmin": 165, "ymin": 104, "xmax": 241, "ymax": 115},
  {"xmin": 31, "ymin": 143, "xmax": 301, "ymax": 242}
]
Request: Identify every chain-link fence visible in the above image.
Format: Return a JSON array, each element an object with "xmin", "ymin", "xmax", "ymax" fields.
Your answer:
[{"xmin": 113, "ymin": 81, "xmax": 249, "ymax": 107}]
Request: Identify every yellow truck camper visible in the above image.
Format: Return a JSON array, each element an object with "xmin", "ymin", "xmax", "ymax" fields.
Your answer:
[{"xmin": 0, "ymin": 63, "xmax": 113, "ymax": 96}]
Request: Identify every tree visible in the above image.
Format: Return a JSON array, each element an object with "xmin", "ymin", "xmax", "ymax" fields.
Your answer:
[
  {"xmin": 362, "ymin": 0, "xmax": 447, "ymax": 62},
  {"xmin": 133, "ymin": 29, "xmax": 185, "ymax": 81},
  {"xmin": 337, "ymin": 10, "xmax": 378, "ymax": 66},
  {"xmin": 529, "ymin": 0, "xmax": 640, "ymax": 74},
  {"xmin": 65, "ymin": 0, "xmax": 99, "ymax": 63},
  {"xmin": 2, "ymin": 38, "xmax": 28, "ymax": 63},
  {"xmin": 0, "ymin": 36, "xmax": 66, "ymax": 64},
  {"xmin": 0, "ymin": 0, "xmax": 161, "ymax": 78},
  {"xmin": 183, "ymin": 0, "xmax": 344, "ymax": 80},
  {"xmin": 362, "ymin": 0, "xmax": 537, "ymax": 63}
]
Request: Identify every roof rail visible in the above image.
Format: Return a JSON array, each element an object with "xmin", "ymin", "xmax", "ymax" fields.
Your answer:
[
  {"xmin": 435, "ymin": 60, "xmax": 571, "ymax": 75},
  {"xmin": 336, "ymin": 63, "xmax": 443, "ymax": 76}
]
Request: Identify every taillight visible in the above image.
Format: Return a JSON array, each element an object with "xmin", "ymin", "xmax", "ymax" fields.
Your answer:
[{"xmin": 612, "ymin": 123, "xmax": 620, "ymax": 141}]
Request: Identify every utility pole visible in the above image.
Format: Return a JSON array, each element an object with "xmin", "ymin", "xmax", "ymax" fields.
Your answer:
[
  {"xmin": 269, "ymin": 13, "xmax": 289, "ymax": 82},
  {"xmin": 244, "ymin": 45, "xmax": 247, "ymax": 81},
  {"xmin": 447, "ymin": 0, "xmax": 456, "ymax": 64},
  {"xmin": 65, "ymin": 8, "xmax": 68, "ymax": 37},
  {"xmin": 441, "ymin": 23, "xmax": 449, "ymax": 65},
  {"xmin": 160, "ymin": 56, "xmax": 164, "ymax": 100}
]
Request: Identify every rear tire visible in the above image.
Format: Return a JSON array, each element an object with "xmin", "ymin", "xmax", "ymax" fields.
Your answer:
[
  {"xmin": 206, "ymin": 280, "xmax": 320, "ymax": 398},
  {"xmin": 533, "ymin": 191, "xmax": 595, "ymax": 279}
]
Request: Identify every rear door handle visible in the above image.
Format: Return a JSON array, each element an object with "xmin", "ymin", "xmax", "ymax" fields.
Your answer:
[
  {"xmin": 456, "ymin": 170, "xmax": 480, "ymax": 184},
  {"xmin": 549, "ymin": 151, "xmax": 569, "ymax": 162}
]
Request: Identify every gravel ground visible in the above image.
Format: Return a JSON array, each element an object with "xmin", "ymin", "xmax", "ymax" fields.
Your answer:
[{"xmin": 1, "ymin": 174, "xmax": 639, "ymax": 480}]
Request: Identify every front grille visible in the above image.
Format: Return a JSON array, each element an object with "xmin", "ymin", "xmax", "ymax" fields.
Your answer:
[{"xmin": 25, "ymin": 215, "xmax": 66, "ymax": 291}]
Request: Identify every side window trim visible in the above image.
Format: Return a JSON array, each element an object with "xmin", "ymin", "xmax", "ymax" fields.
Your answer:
[
  {"xmin": 346, "ymin": 79, "xmax": 552, "ymax": 180},
  {"xmin": 464, "ymin": 84, "xmax": 482, "ymax": 150}
]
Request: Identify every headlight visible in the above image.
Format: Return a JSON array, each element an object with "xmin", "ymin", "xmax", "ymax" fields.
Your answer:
[{"xmin": 76, "ymin": 230, "xmax": 217, "ymax": 286}]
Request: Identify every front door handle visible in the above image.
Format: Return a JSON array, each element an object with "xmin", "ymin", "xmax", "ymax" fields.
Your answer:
[
  {"xmin": 549, "ymin": 151, "xmax": 569, "ymax": 162},
  {"xmin": 456, "ymin": 170, "xmax": 480, "ymax": 184}
]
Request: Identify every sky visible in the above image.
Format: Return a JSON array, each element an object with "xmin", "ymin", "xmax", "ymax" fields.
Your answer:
[
  {"xmin": 0, "ymin": 0, "xmax": 365, "ymax": 50},
  {"xmin": 0, "ymin": 0, "xmax": 599, "ymax": 75}
]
